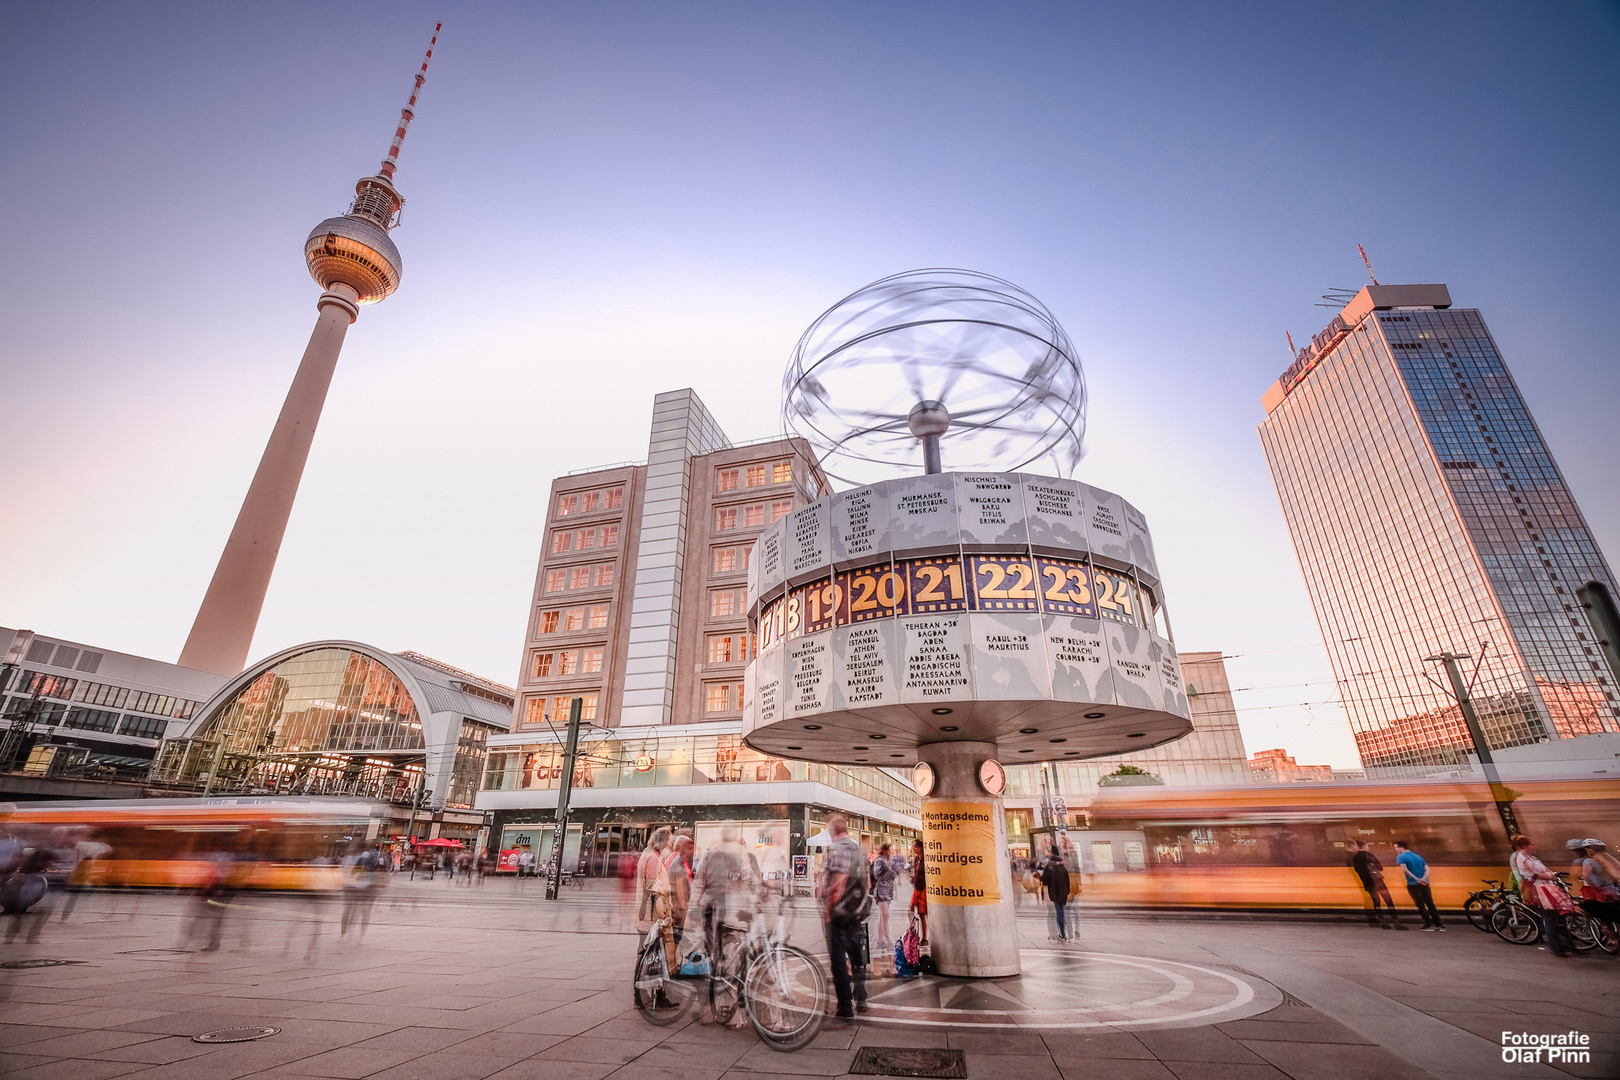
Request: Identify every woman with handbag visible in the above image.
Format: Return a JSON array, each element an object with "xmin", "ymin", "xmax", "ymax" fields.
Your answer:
[
  {"xmin": 634, "ymin": 827, "xmax": 676, "ymax": 970},
  {"xmin": 1510, "ymin": 835, "xmax": 1575, "ymax": 957}
]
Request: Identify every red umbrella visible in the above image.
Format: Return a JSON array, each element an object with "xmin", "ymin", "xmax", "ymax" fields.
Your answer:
[{"xmin": 415, "ymin": 837, "xmax": 465, "ymax": 848}]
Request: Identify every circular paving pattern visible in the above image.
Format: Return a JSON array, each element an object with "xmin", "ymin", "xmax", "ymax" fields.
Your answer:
[{"xmin": 855, "ymin": 950, "xmax": 1281, "ymax": 1030}]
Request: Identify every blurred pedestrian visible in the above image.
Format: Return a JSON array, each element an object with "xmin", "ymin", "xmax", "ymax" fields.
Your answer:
[
  {"xmin": 667, "ymin": 831, "xmax": 694, "ymax": 946},
  {"xmin": 2, "ymin": 844, "xmax": 53, "ymax": 944},
  {"xmin": 635, "ymin": 828, "xmax": 675, "ymax": 966},
  {"xmin": 1040, "ymin": 843, "xmax": 1073, "ymax": 941},
  {"xmin": 186, "ymin": 851, "xmax": 233, "ymax": 951},
  {"xmin": 340, "ymin": 845, "xmax": 385, "ymax": 942},
  {"xmin": 1568, "ymin": 838, "xmax": 1620, "ymax": 925},
  {"xmin": 1511, "ymin": 835, "xmax": 1575, "ymax": 957},
  {"xmin": 1393, "ymin": 842, "xmax": 1443, "ymax": 931},
  {"xmin": 870, "ymin": 842, "xmax": 897, "ymax": 962},
  {"xmin": 690, "ymin": 823, "xmax": 763, "ymax": 971},
  {"xmin": 908, "ymin": 838, "xmax": 928, "ymax": 946},
  {"xmin": 1351, "ymin": 841, "xmax": 1403, "ymax": 928},
  {"xmin": 820, "ymin": 815, "xmax": 870, "ymax": 1021}
]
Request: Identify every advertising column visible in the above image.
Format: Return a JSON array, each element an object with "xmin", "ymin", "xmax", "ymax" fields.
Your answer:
[{"xmin": 915, "ymin": 740, "xmax": 1020, "ymax": 977}]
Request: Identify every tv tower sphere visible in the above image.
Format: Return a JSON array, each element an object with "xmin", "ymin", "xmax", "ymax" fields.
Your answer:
[
  {"xmin": 178, "ymin": 24, "xmax": 440, "ymax": 678},
  {"xmin": 304, "ymin": 203, "xmax": 403, "ymax": 304}
]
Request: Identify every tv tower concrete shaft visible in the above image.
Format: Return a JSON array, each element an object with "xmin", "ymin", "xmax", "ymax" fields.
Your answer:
[
  {"xmin": 178, "ymin": 287, "xmax": 359, "ymax": 676},
  {"xmin": 178, "ymin": 24, "xmax": 439, "ymax": 677}
]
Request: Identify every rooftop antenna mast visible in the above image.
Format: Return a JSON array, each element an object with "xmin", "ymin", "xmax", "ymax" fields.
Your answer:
[{"xmin": 1358, "ymin": 244, "xmax": 1380, "ymax": 286}]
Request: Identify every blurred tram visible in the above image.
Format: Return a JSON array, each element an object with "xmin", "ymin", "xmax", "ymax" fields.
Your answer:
[
  {"xmin": 0, "ymin": 798, "xmax": 382, "ymax": 891},
  {"xmin": 1077, "ymin": 776, "xmax": 1620, "ymax": 911}
]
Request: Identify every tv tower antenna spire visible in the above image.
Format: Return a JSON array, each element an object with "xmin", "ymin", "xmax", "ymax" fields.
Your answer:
[
  {"xmin": 179, "ymin": 23, "xmax": 445, "ymax": 677},
  {"xmin": 380, "ymin": 23, "xmax": 439, "ymax": 184}
]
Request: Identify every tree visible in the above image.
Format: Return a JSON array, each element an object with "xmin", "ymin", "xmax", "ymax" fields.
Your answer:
[{"xmin": 1098, "ymin": 764, "xmax": 1164, "ymax": 787}]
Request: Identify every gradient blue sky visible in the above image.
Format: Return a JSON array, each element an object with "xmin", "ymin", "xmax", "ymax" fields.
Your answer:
[{"xmin": 3, "ymin": 3, "xmax": 1617, "ymax": 767}]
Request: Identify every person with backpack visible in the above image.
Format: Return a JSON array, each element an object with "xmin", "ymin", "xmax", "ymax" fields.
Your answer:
[
  {"xmin": 1039, "ymin": 843, "xmax": 1073, "ymax": 941},
  {"xmin": 820, "ymin": 815, "xmax": 870, "ymax": 1021},
  {"xmin": 1350, "ymin": 840, "xmax": 1403, "ymax": 928}
]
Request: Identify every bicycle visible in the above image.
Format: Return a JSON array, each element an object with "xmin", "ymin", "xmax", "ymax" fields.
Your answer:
[
  {"xmin": 1490, "ymin": 874, "xmax": 1601, "ymax": 952},
  {"xmin": 633, "ymin": 907, "xmax": 827, "ymax": 1051},
  {"xmin": 1463, "ymin": 879, "xmax": 1515, "ymax": 933},
  {"xmin": 1490, "ymin": 894, "xmax": 1544, "ymax": 945},
  {"xmin": 1575, "ymin": 903, "xmax": 1619, "ymax": 955}
]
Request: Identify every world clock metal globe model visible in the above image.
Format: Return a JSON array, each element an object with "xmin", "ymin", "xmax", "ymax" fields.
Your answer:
[
  {"xmin": 747, "ymin": 269, "xmax": 1191, "ymax": 977},
  {"xmin": 782, "ymin": 268, "xmax": 1088, "ymax": 487}
]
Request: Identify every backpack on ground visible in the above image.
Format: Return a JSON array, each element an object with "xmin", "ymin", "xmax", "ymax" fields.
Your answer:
[{"xmin": 894, "ymin": 938, "xmax": 919, "ymax": 978}]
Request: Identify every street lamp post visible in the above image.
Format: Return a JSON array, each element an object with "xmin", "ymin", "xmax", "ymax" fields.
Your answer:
[
  {"xmin": 1424, "ymin": 651, "xmax": 1520, "ymax": 837},
  {"xmin": 544, "ymin": 697, "xmax": 584, "ymax": 901}
]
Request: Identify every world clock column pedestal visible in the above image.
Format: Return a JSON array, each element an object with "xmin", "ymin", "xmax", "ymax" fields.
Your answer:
[{"xmin": 916, "ymin": 741, "xmax": 1021, "ymax": 978}]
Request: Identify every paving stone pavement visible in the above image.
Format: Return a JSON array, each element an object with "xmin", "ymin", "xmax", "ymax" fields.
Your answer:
[{"xmin": 0, "ymin": 878, "xmax": 1614, "ymax": 1080}]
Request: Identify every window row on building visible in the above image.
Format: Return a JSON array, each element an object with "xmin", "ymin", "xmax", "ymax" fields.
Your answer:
[
  {"xmin": 536, "ymin": 605, "xmax": 611, "ymax": 634},
  {"xmin": 556, "ymin": 485, "xmax": 625, "ymax": 517},
  {"xmin": 0, "ymin": 694, "xmax": 169, "ymax": 739},
  {"xmin": 716, "ymin": 461, "xmax": 792, "ymax": 491},
  {"xmin": 706, "ymin": 632, "xmax": 751, "ymax": 665},
  {"xmin": 521, "ymin": 692, "xmax": 601, "ymax": 728},
  {"xmin": 715, "ymin": 501, "xmax": 792, "ymax": 531},
  {"xmin": 703, "ymin": 681, "xmax": 744, "ymax": 713},
  {"xmin": 532, "ymin": 647, "xmax": 605, "ymax": 679},
  {"xmin": 543, "ymin": 562, "xmax": 616, "ymax": 594},
  {"xmin": 711, "ymin": 545, "xmax": 752, "ymax": 575},
  {"xmin": 1, "ymin": 669, "xmax": 203, "ymax": 721},
  {"xmin": 551, "ymin": 524, "xmax": 620, "ymax": 554}
]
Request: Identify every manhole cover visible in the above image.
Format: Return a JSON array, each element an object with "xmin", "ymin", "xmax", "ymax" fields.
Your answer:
[
  {"xmin": 193, "ymin": 1027, "xmax": 280, "ymax": 1044},
  {"xmin": 852, "ymin": 1047, "xmax": 967, "ymax": 1078},
  {"xmin": 0, "ymin": 959, "xmax": 87, "ymax": 970}
]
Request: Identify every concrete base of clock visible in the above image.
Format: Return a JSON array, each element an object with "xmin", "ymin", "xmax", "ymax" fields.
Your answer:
[{"xmin": 915, "ymin": 741, "xmax": 1021, "ymax": 978}]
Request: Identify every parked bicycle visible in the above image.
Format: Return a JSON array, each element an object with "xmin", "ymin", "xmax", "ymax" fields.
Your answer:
[
  {"xmin": 1490, "ymin": 873, "xmax": 1608, "ymax": 952},
  {"xmin": 634, "ymin": 908, "xmax": 827, "ymax": 1050},
  {"xmin": 1463, "ymin": 879, "xmax": 1515, "ymax": 932}
]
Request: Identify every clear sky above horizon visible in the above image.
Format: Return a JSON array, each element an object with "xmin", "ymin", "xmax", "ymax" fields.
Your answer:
[{"xmin": 2, "ymin": 3, "xmax": 1617, "ymax": 768}]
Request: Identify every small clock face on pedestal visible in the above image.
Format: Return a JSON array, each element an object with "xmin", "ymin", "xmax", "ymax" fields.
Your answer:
[
  {"xmin": 913, "ymin": 761, "xmax": 937, "ymax": 797},
  {"xmin": 978, "ymin": 759, "xmax": 1006, "ymax": 796}
]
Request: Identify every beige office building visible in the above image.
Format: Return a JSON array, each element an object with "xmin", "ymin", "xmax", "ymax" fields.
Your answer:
[{"xmin": 478, "ymin": 391, "xmax": 921, "ymax": 876}]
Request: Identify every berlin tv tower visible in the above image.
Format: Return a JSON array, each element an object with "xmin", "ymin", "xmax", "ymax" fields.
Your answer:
[{"xmin": 179, "ymin": 25, "xmax": 441, "ymax": 677}]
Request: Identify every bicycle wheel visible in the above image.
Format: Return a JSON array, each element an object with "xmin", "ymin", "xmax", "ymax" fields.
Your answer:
[
  {"xmin": 1565, "ymin": 912, "xmax": 1599, "ymax": 952},
  {"xmin": 1491, "ymin": 902, "xmax": 1542, "ymax": 946},
  {"xmin": 744, "ymin": 944, "xmax": 828, "ymax": 1052},
  {"xmin": 634, "ymin": 943, "xmax": 692, "ymax": 1025},
  {"xmin": 1463, "ymin": 893, "xmax": 1497, "ymax": 932},
  {"xmin": 1593, "ymin": 918, "xmax": 1620, "ymax": 955}
]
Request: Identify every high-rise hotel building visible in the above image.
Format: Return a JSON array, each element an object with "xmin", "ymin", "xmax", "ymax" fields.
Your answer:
[
  {"xmin": 477, "ymin": 390, "xmax": 923, "ymax": 873},
  {"xmin": 1259, "ymin": 283, "xmax": 1619, "ymax": 770}
]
